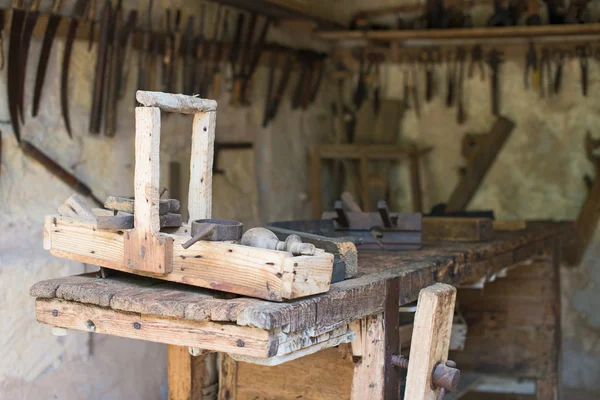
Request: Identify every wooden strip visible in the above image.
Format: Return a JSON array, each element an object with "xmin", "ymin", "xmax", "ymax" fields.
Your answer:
[
  {"xmin": 218, "ymin": 354, "xmax": 238, "ymax": 400},
  {"xmin": 423, "ymin": 217, "xmax": 494, "ymax": 242},
  {"xmin": 350, "ymin": 313, "xmax": 385, "ymax": 400},
  {"xmin": 446, "ymin": 117, "xmax": 515, "ymax": 212},
  {"xmin": 188, "ymin": 111, "xmax": 216, "ymax": 222},
  {"xmin": 36, "ymin": 298, "xmax": 273, "ymax": 358},
  {"xmin": 405, "ymin": 284, "xmax": 457, "ymax": 400},
  {"xmin": 136, "ymin": 91, "xmax": 218, "ymax": 113},
  {"xmin": 58, "ymin": 194, "xmax": 96, "ymax": 222}
]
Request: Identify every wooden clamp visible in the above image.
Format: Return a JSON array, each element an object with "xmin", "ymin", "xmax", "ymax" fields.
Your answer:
[{"xmin": 123, "ymin": 91, "xmax": 217, "ymax": 275}]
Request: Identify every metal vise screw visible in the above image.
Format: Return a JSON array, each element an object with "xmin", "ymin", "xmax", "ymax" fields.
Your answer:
[{"xmin": 391, "ymin": 356, "xmax": 460, "ymax": 399}]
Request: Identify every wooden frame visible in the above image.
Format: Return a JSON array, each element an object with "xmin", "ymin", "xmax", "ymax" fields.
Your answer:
[{"xmin": 43, "ymin": 91, "xmax": 334, "ymax": 301}]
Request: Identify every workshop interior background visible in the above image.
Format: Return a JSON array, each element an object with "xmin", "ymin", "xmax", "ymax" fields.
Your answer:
[{"xmin": 1, "ymin": 0, "xmax": 600, "ymax": 398}]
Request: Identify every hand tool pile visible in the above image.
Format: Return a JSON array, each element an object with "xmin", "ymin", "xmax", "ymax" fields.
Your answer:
[{"xmin": 2, "ymin": 1, "xmax": 328, "ymax": 141}]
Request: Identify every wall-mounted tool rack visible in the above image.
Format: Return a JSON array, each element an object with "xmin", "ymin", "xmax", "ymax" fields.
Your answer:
[{"xmin": 43, "ymin": 91, "xmax": 334, "ymax": 302}]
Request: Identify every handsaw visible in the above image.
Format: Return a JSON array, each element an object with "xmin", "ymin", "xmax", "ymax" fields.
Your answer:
[
  {"xmin": 104, "ymin": 0, "xmax": 123, "ymax": 137},
  {"xmin": 229, "ymin": 12, "xmax": 247, "ymax": 105},
  {"xmin": 32, "ymin": 0, "xmax": 62, "ymax": 117},
  {"xmin": 240, "ymin": 17, "xmax": 271, "ymax": 104},
  {"xmin": 17, "ymin": 0, "xmax": 41, "ymax": 122},
  {"xmin": 60, "ymin": 0, "xmax": 88, "ymax": 138},
  {"xmin": 89, "ymin": 0, "xmax": 113, "ymax": 134},
  {"xmin": 263, "ymin": 51, "xmax": 294, "ymax": 127},
  {"xmin": 8, "ymin": 0, "xmax": 26, "ymax": 142},
  {"xmin": 182, "ymin": 15, "xmax": 195, "ymax": 94},
  {"xmin": 0, "ymin": 9, "xmax": 6, "ymax": 71},
  {"xmin": 192, "ymin": 3, "xmax": 206, "ymax": 96},
  {"xmin": 136, "ymin": 0, "xmax": 153, "ymax": 99}
]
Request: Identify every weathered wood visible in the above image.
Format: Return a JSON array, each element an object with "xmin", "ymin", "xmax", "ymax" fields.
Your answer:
[
  {"xmin": 536, "ymin": 378, "xmax": 558, "ymax": 400},
  {"xmin": 405, "ymin": 284, "xmax": 457, "ymax": 400},
  {"xmin": 423, "ymin": 217, "xmax": 494, "ymax": 242},
  {"xmin": 45, "ymin": 215, "xmax": 334, "ymax": 301},
  {"xmin": 36, "ymin": 298, "xmax": 273, "ymax": 357},
  {"xmin": 103, "ymin": 196, "xmax": 176, "ymax": 216},
  {"xmin": 58, "ymin": 194, "xmax": 96, "ymax": 222},
  {"xmin": 218, "ymin": 354, "xmax": 237, "ymax": 400},
  {"xmin": 168, "ymin": 345, "xmax": 215, "ymax": 400},
  {"xmin": 350, "ymin": 314, "xmax": 385, "ymax": 400},
  {"xmin": 493, "ymin": 219, "xmax": 527, "ymax": 231},
  {"xmin": 446, "ymin": 116, "xmax": 515, "ymax": 212},
  {"xmin": 188, "ymin": 111, "xmax": 216, "ymax": 222},
  {"xmin": 136, "ymin": 91, "xmax": 218, "ymax": 113}
]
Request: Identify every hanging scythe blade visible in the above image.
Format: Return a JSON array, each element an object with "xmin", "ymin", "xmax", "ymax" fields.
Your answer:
[
  {"xmin": 60, "ymin": 0, "xmax": 88, "ymax": 138},
  {"xmin": 32, "ymin": 8, "xmax": 62, "ymax": 117},
  {"xmin": 8, "ymin": 5, "xmax": 26, "ymax": 142},
  {"xmin": 18, "ymin": 0, "xmax": 41, "ymax": 122}
]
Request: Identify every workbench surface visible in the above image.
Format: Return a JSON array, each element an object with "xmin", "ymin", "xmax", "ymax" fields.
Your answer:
[{"xmin": 30, "ymin": 222, "xmax": 570, "ymax": 363}]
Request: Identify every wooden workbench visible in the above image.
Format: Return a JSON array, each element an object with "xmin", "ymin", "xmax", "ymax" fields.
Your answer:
[{"xmin": 30, "ymin": 222, "xmax": 569, "ymax": 399}]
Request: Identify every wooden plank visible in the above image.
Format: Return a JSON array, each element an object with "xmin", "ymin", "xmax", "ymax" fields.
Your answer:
[
  {"xmin": 536, "ymin": 378, "xmax": 558, "ymax": 400},
  {"xmin": 446, "ymin": 117, "xmax": 515, "ymax": 212},
  {"xmin": 58, "ymin": 194, "xmax": 96, "ymax": 222},
  {"xmin": 168, "ymin": 345, "xmax": 215, "ymax": 400},
  {"xmin": 423, "ymin": 217, "xmax": 494, "ymax": 242},
  {"xmin": 136, "ymin": 91, "xmax": 217, "ymax": 113},
  {"xmin": 409, "ymin": 152, "xmax": 423, "ymax": 213},
  {"xmin": 350, "ymin": 313, "xmax": 385, "ymax": 400},
  {"xmin": 188, "ymin": 111, "xmax": 216, "ymax": 222},
  {"xmin": 218, "ymin": 354, "xmax": 237, "ymax": 400},
  {"xmin": 44, "ymin": 215, "xmax": 333, "ymax": 301},
  {"xmin": 405, "ymin": 284, "xmax": 457, "ymax": 400},
  {"xmin": 124, "ymin": 107, "xmax": 173, "ymax": 275},
  {"xmin": 36, "ymin": 298, "xmax": 274, "ymax": 357}
]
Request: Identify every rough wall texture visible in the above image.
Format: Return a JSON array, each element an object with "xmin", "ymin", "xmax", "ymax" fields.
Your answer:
[
  {"xmin": 380, "ymin": 47, "xmax": 600, "ymax": 393},
  {"xmin": 0, "ymin": 6, "xmax": 331, "ymax": 398}
]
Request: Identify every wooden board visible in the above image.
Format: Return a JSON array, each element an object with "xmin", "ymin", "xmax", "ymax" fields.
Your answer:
[
  {"xmin": 350, "ymin": 313, "xmax": 386, "ymax": 400},
  {"xmin": 405, "ymin": 284, "xmax": 457, "ymax": 400},
  {"xmin": 423, "ymin": 217, "xmax": 494, "ymax": 242},
  {"xmin": 168, "ymin": 346, "xmax": 217, "ymax": 400},
  {"xmin": 44, "ymin": 215, "xmax": 333, "ymax": 301}
]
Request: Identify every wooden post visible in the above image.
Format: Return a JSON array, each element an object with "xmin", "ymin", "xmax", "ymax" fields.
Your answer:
[
  {"xmin": 404, "ymin": 283, "xmax": 456, "ymax": 400},
  {"xmin": 350, "ymin": 313, "xmax": 386, "ymax": 400},
  {"xmin": 218, "ymin": 354, "xmax": 238, "ymax": 400},
  {"xmin": 188, "ymin": 111, "xmax": 217, "ymax": 222},
  {"xmin": 168, "ymin": 346, "xmax": 218, "ymax": 400}
]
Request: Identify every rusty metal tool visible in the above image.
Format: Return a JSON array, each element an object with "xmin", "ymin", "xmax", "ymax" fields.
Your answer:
[
  {"xmin": 182, "ymin": 15, "xmax": 195, "ymax": 94},
  {"xmin": 421, "ymin": 47, "xmax": 441, "ymax": 103},
  {"xmin": 577, "ymin": 44, "xmax": 590, "ymax": 97},
  {"xmin": 263, "ymin": 51, "xmax": 294, "ymax": 127},
  {"xmin": 553, "ymin": 49, "xmax": 566, "ymax": 94},
  {"xmin": 89, "ymin": 0, "xmax": 112, "ymax": 135},
  {"xmin": 60, "ymin": 0, "xmax": 88, "ymax": 138},
  {"xmin": 170, "ymin": 9, "xmax": 182, "ymax": 94},
  {"xmin": 86, "ymin": 0, "xmax": 96, "ymax": 51},
  {"xmin": 8, "ymin": 0, "xmax": 26, "ymax": 142},
  {"xmin": 524, "ymin": 42, "xmax": 538, "ymax": 90},
  {"xmin": 0, "ymin": 9, "xmax": 5, "ymax": 71},
  {"xmin": 17, "ymin": 0, "xmax": 41, "ymax": 122},
  {"xmin": 235, "ymin": 13, "xmax": 259, "ymax": 105},
  {"xmin": 182, "ymin": 219, "xmax": 243, "ymax": 249},
  {"xmin": 161, "ymin": 8, "xmax": 173, "ymax": 93},
  {"xmin": 136, "ymin": 0, "xmax": 153, "ymax": 97},
  {"xmin": 240, "ymin": 16, "xmax": 271, "ymax": 104},
  {"xmin": 456, "ymin": 46, "xmax": 467, "ymax": 124},
  {"xmin": 487, "ymin": 49, "xmax": 503, "ymax": 116},
  {"xmin": 392, "ymin": 356, "xmax": 461, "ymax": 399},
  {"xmin": 32, "ymin": 0, "xmax": 62, "ymax": 117},
  {"xmin": 445, "ymin": 48, "xmax": 457, "ymax": 107}
]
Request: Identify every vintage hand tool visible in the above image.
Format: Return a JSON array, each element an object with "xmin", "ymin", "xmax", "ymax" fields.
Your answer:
[
  {"xmin": 104, "ymin": 0, "xmax": 124, "ymax": 137},
  {"xmin": 171, "ymin": 9, "xmax": 182, "ymax": 93},
  {"xmin": 104, "ymin": 195, "xmax": 180, "ymax": 215},
  {"xmin": 229, "ymin": 12, "xmax": 246, "ymax": 104},
  {"xmin": 211, "ymin": 8, "xmax": 229, "ymax": 97},
  {"xmin": 487, "ymin": 49, "xmax": 504, "ymax": 116},
  {"xmin": 182, "ymin": 15, "xmax": 195, "ymax": 94},
  {"xmin": 456, "ymin": 46, "xmax": 467, "ymax": 124},
  {"xmin": 468, "ymin": 44, "xmax": 485, "ymax": 80},
  {"xmin": 373, "ymin": 60, "xmax": 381, "ymax": 115},
  {"xmin": 162, "ymin": 8, "xmax": 181, "ymax": 95},
  {"xmin": 32, "ymin": 0, "xmax": 62, "ymax": 118},
  {"xmin": 445, "ymin": 48, "xmax": 457, "ymax": 107},
  {"xmin": 410, "ymin": 57, "xmax": 421, "ymax": 117},
  {"xmin": 116, "ymin": 10, "xmax": 137, "ymax": 100},
  {"xmin": 421, "ymin": 48, "xmax": 441, "ymax": 103},
  {"xmin": 89, "ymin": 0, "xmax": 112, "ymax": 135},
  {"xmin": 263, "ymin": 51, "xmax": 294, "ymax": 127},
  {"xmin": 136, "ymin": 0, "xmax": 153, "ymax": 96},
  {"xmin": 353, "ymin": 49, "xmax": 368, "ymax": 110},
  {"xmin": 553, "ymin": 49, "xmax": 565, "ymax": 94},
  {"xmin": 0, "ymin": 9, "xmax": 5, "ymax": 71},
  {"xmin": 192, "ymin": 3, "xmax": 206, "ymax": 96},
  {"xmin": 87, "ymin": 0, "xmax": 96, "ymax": 51},
  {"xmin": 60, "ymin": 0, "xmax": 88, "ymax": 138},
  {"xmin": 8, "ymin": 0, "xmax": 26, "ymax": 142},
  {"xmin": 213, "ymin": 142, "xmax": 253, "ymax": 174},
  {"xmin": 577, "ymin": 44, "xmax": 590, "ymax": 97},
  {"xmin": 539, "ymin": 47, "xmax": 551, "ymax": 98},
  {"xmin": 240, "ymin": 17, "xmax": 271, "ymax": 104},
  {"xmin": 524, "ymin": 42, "xmax": 538, "ymax": 90},
  {"xmin": 182, "ymin": 219, "xmax": 243, "ymax": 249},
  {"xmin": 18, "ymin": 0, "xmax": 41, "ymax": 122}
]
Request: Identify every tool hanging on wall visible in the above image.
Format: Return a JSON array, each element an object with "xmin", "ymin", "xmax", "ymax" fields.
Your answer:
[
  {"xmin": 89, "ymin": 0, "xmax": 112, "ymax": 135},
  {"xmin": 240, "ymin": 17, "xmax": 271, "ymax": 104},
  {"xmin": 192, "ymin": 3, "xmax": 206, "ymax": 96},
  {"xmin": 136, "ymin": 0, "xmax": 153, "ymax": 98},
  {"xmin": 263, "ymin": 51, "xmax": 294, "ymax": 127},
  {"xmin": 103, "ymin": 0, "xmax": 123, "ymax": 137},
  {"xmin": 87, "ymin": 0, "xmax": 96, "ymax": 50},
  {"xmin": 229, "ymin": 11, "xmax": 246, "ymax": 105},
  {"xmin": 421, "ymin": 48, "xmax": 441, "ymax": 103},
  {"xmin": 468, "ymin": 44, "xmax": 485, "ymax": 80},
  {"xmin": 18, "ymin": 0, "xmax": 41, "ymax": 122},
  {"xmin": 8, "ymin": 0, "xmax": 26, "ymax": 142},
  {"xmin": 32, "ymin": 0, "xmax": 62, "ymax": 118},
  {"xmin": 211, "ymin": 8, "xmax": 229, "ymax": 98},
  {"xmin": 487, "ymin": 49, "xmax": 503, "ymax": 116},
  {"xmin": 60, "ymin": 0, "xmax": 88, "ymax": 139},
  {"xmin": 524, "ymin": 42, "xmax": 539, "ymax": 90},
  {"xmin": 456, "ymin": 46, "xmax": 467, "ymax": 124},
  {"xmin": 577, "ymin": 44, "xmax": 590, "ymax": 97}
]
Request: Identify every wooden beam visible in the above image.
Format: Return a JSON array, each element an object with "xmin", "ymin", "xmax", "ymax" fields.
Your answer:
[
  {"xmin": 169, "ymin": 346, "xmax": 217, "ymax": 400},
  {"xmin": 218, "ymin": 354, "xmax": 238, "ymax": 400},
  {"xmin": 350, "ymin": 313, "xmax": 386, "ymax": 400},
  {"xmin": 136, "ymin": 91, "xmax": 217, "ymax": 114},
  {"xmin": 188, "ymin": 110, "xmax": 217, "ymax": 222},
  {"xmin": 405, "ymin": 284, "xmax": 457, "ymax": 400},
  {"xmin": 446, "ymin": 117, "xmax": 515, "ymax": 212},
  {"xmin": 423, "ymin": 217, "xmax": 494, "ymax": 242}
]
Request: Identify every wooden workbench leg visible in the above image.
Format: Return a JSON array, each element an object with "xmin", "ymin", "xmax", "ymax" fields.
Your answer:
[
  {"xmin": 350, "ymin": 313, "xmax": 386, "ymax": 400},
  {"xmin": 405, "ymin": 283, "xmax": 456, "ymax": 400},
  {"xmin": 168, "ymin": 345, "xmax": 218, "ymax": 400},
  {"xmin": 218, "ymin": 353, "xmax": 237, "ymax": 400}
]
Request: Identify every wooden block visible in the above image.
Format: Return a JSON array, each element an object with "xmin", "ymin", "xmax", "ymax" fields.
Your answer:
[
  {"xmin": 58, "ymin": 194, "xmax": 96, "ymax": 222},
  {"xmin": 423, "ymin": 217, "xmax": 494, "ymax": 242},
  {"xmin": 188, "ymin": 111, "xmax": 216, "ymax": 222},
  {"xmin": 136, "ymin": 90, "xmax": 218, "ymax": 114},
  {"xmin": 405, "ymin": 284, "xmax": 457, "ymax": 400}
]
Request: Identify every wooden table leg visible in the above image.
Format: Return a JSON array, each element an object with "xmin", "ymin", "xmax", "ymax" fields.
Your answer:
[
  {"xmin": 350, "ymin": 313, "xmax": 386, "ymax": 400},
  {"xmin": 168, "ymin": 345, "xmax": 218, "ymax": 400},
  {"xmin": 218, "ymin": 353, "xmax": 238, "ymax": 400}
]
